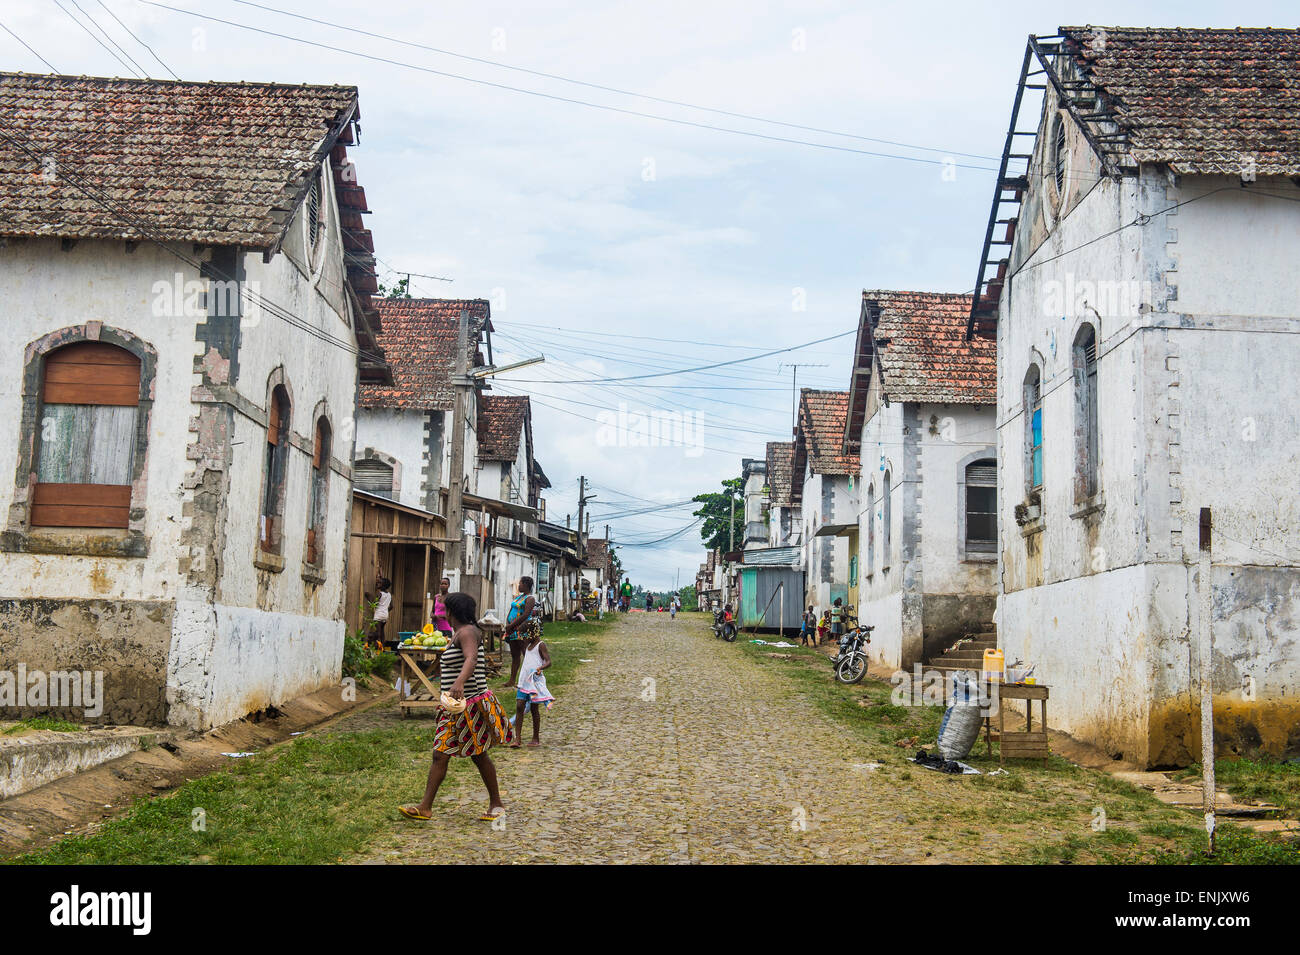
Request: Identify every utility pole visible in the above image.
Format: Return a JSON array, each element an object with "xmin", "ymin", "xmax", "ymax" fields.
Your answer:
[
  {"xmin": 729, "ymin": 488, "xmax": 735, "ymax": 552},
  {"xmin": 1197, "ymin": 506, "xmax": 1216, "ymax": 854},
  {"xmin": 445, "ymin": 308, "xmax": 470, "ymax": 585},
  {"xmin": 576, "ymin": 476, "xmax": 586, "ymax": 562}
]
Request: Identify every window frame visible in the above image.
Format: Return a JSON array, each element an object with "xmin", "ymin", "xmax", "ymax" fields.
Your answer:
[
  {"xmin": 865, "ymin": 482, "xmax": 875, "ymax": 578},
  {"xmin": 962, "ymin": 457, "xmax": 998, "ymax": 558},
  {"xmin": 258, "ymin": 378, "xmax": 293, "ymax": 559},
  {"xmin": 1072, "ymin": 324, "xmax": 1100, "ymax": 503},
  {"xmin": 305, "ymin": 413, "xmax": 332, "ymax": 569},
  {"xmin": 881, "ymin": 470, "xmax": 892, "ymax": 571},
  {"xmin": 1024, "ymin": 365, "xmax": 1044, "ymax": 494},
  {"xmin": 5, "ymin": 326, "xmax": 155, "ymax": 557}
]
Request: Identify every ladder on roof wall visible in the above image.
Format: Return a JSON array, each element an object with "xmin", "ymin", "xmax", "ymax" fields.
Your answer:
[
  {"xmin": 965, "ymin": 34, "xmax": 1124, "ymax": 341},
  {"xmin": 966, "ymin": 41, "xmax": 1040, "ymax": 341}
]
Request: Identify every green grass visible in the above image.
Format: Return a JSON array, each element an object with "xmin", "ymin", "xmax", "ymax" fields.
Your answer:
[
  {"xmin": 2, "ymin": 717, "xmax": 83, "ymax": 735},
  {"xmin": 9, "ymin": 616, "xmax": 606, "ymax": 865},
  {"xmin": 1173, "ymin": 756, "xmax": 1300, "ymax": 818},
  {"xmin": 733, "ymin": 637, "xmax": 1299, "ymax": 865}
]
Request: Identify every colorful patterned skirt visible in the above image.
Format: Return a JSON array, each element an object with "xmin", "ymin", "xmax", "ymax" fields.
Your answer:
[{"xmin": 432, "ymin": 691, "xmax": 515, "ymax": 756}]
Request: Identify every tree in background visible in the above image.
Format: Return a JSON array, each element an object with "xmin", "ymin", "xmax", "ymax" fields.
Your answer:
[
  {"xmin": 692, "ymin": 477, "xmax": 743, "ymax": 553},
  {"xmin": 378, "ymin": 275, "xmax": 412, "ymax": 299}
]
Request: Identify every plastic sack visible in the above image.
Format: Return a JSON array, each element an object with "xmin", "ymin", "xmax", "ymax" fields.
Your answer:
[{"xmin": 937, "ymin": 673, "xmax": 983, "ymax": 760}]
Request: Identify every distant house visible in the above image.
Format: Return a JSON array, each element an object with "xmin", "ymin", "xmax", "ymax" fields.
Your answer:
[
  {"xmin": 843, "ymin": 290, "xmax": 997, "ymax": 670},
  {"xmin": 974, "ymin": 27, "xmax": 1300, "ymax": 765},
  {"xmin": 764, "ymin": 441, "xmax": 799, "ymax": 548},
  {"xmin": 0, "ymin": 73, "xmax": 383, "ymax": 728},
  {"xmin": 477, "ymin": 394, "xmax": 549, "ymax": 617},
  {"xmin": 739, "ymin": 457, "xmax": 768, "ymax": 551},
  {"xmin": 793, "ymin": 389, "xmax": 859, "ymax": 612},
  {"xmin": 348, "ymin": 299, "xmax": 493, "ymax": 634}
]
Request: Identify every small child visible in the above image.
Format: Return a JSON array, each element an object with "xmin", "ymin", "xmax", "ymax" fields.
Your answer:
[
  {"xmin": 816, "ymin": 609, "xmax": 831, "ymax": 646},
  {"xmin": 801, "ymin": 606, "xmax": 816, "ymax": 646},
  {"xmin": 511, "ymin": 630, "xmax": 554, "ymax": 747}
]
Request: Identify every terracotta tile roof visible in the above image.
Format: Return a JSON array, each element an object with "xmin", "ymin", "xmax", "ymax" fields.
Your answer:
[
  {"xmin": 478, "ymin": 394, "xmax": 530, "ymax": 462},
  {"xmin": 795, "ymin": 389, "xmax": 858, "ymax": 480},
  {"xmin": 765, "ymin": 441, "xmax": 795, "ymax": 507},
  {"xmin": 0, "ymin": 73, "xmax": 359, "ymax": 247},
  {"xmin": 584, "ymin": 537, "xmax": 611, "ymax": 574},
  {"xmin": 868, "ymin": 290, "xmax": 993, "ymax": 404},
  {"xmin": 359, "ymin": 299, "xmax": 490, "ymax": 410},
  {"xmin": 1058, "ymin": 26, "xmax": 1300, "ymax": 175}
]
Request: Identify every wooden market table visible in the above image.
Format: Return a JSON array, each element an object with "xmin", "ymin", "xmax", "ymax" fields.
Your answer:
[
  {"xmin": 396, "ymin": 645, "xmax": 445, "ymax": 718},
  {"xmin": 985, "ymin": 682, "xmax": 1050, "ymax": 764}
]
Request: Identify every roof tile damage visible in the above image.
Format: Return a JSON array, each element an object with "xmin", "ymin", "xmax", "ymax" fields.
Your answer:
[
  {"xmin": 359, "ymin": 299, "xmax": 491, "ymax": 411},
  {"xmin": 0, "ymin": 72, "xmax": 361, "ymax": 247},
  {"xmin": 478, "ymin": 394, "xmax": 530, "ymax": 462},
  {"xmin": 765, "ymin": 441, "xmax": 795, "ymax": 507},
  {"xmin": 1059, "ymin": 26, "xmax": 1300, "ymax": 176},
  {"xmin": 794, "ymin": 389, "xmax": 858, "ymax": 490}
]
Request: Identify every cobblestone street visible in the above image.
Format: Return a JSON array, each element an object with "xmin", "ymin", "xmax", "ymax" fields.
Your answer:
[{"xmin": 357, "ymin": 613, "xmax": 998, "ymax": 864}]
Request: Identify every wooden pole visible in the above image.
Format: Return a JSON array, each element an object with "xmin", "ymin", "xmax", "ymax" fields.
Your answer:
[
  {"xmin": 1198, "ymin": 506, "xmax": 1216, "ymax": 854},
  {"xmin": 446, "ymin": 309, "xmax": 470, "ymax": 586}
]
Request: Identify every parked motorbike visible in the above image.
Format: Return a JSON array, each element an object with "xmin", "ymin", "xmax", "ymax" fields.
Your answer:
[
  {"xmin": 831, "ymin": 612, "xmax": 873, "ymax": 684},
  {"xmin": 711, "ymin": 606, "xmax": 737, "ymax": 642}
]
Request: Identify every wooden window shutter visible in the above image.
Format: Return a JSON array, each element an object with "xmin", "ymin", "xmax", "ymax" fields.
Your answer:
[
  {"xmin": 268, "ymin": 393, "xmax": 283, "ymax": 446},
  {"xmin": 43, "ymin": 342, "xmax": 140, "ymax": 406},
  {"xmin": 32, "ymin": 343, "xmax": 140, "ymax": 529}
]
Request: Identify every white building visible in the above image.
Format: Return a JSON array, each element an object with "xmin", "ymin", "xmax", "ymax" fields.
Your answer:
[
  {"xmin": 740, "ymin": 457, "xmax": 768, "ymax": 551},
  {"xmin": 793, "ymin": 389, "xmax": 858, "ymax": 613},
  {"xmin": 0, "ymin": 74, "xmax": 382, "ymax": 729},
  {"xmin": 477, "ymin": 394, "xmax": 550, "ymax": 617},
  {"xmin": 975, "ymin": 27, "xmax": 1300, "ymax": 766},
  {"xmin": 843, "ymin": 291, "xmax": 998, "ymax": 669}
]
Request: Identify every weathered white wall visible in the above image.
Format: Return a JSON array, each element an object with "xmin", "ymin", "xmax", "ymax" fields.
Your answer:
[
  {"xmin": 0, "ymin": 240, "xmax": 199, "ymax": 603},
  {"xmin": 996, "ymin": 109, "xmax": 1300, "ymax": 763},
  {"xmin": 355, "ymin": 408, "xmax": 429, "ymax": 508},
  {"xmin": 799, "ymin": 468, "xmax": 853, "ymax": 612}
]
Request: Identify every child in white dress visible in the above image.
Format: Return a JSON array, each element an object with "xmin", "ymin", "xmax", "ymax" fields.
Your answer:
[{"xmin": 511, "ymin": 631, "xmax": 554, "ymax": 747}]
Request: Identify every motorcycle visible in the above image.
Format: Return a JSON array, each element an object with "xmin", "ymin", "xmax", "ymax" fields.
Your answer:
[
  {"xmin": 831, "ymin": 612, "xmax": 873, "ymax": 684},
  {"xmin": 711, "ymin": 606, "xmax": 737, "ymax": 642}
]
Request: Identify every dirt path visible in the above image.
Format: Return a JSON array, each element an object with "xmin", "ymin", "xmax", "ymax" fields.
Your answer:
[{"xmin": 354, "ymin": 612, "xmax": 1002, "ymax": 864}]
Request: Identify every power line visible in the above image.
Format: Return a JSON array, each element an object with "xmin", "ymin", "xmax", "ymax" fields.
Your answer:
[
  {"xmin": 223, "ymin": 0, "xmax": 1000, "ymax": 163},
  {"xmin": 506, "ymin": 328, "xmax": 857, "ymax": 383},
  {"xmin": 52, "ymin": 0, "xmax": 142, "ymax": 77},
  {"xmin": 138, "ymin": 1, "xmax": 999, "ymax": 173},
  {"xmin": 0, "ymin": 19, "xmax": 60, "ymax": 71},
  {"xmin": 68, "ymin": 0, "xmax": 150, "ymax": 76},
  {"xmin": 96, "ymin": 0, "xmax": 180, "ymax": 79}
]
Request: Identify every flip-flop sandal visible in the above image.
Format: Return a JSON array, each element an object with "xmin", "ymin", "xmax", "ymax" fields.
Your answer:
[
  {"xmin": 399, "ymin": 805, "xmax": 432, "ymax": 821},
  {"xmin": 526, "ymin": 740, "xmax": 541, "ymax": 747},
  {"xmin": 479, "ymin": 808, "xmax": 505, "ymax": 822}
]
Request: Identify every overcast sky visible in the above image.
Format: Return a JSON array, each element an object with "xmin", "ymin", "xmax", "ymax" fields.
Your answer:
[{"xmin": 3, "ymin": 0, "xmax": 1283, "ymax": 588}]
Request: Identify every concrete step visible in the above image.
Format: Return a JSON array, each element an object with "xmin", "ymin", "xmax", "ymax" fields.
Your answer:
[{"xmin": 0, "ymin": 725, "xmax": 175, "ymax": 800}]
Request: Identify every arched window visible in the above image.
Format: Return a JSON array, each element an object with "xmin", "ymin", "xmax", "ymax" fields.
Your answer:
[
  {"xmin": 260, "ymin": 385, "xmax": 291, "ymax": 553},
  {"xmin": 865, "ymin": 482, "xmax": 875, "ymax": 577},
  {"xmin": 306, "ymin": 416, "xmax": 331, "ymax": 566},
  {"xmin": 1024, "ymin": 365, "xmax": 1043, "ymax": 493},
  {"xmin": 33, "ymin": 342, "xmax": 140, "ymax": 528},
  {"xmin": 1073, "ymin": 325, "xmax": 1099, "ymax": 501},
  {"xmin": 965, "ymin": 459, "xmax": 997, "ymax": 554},
  {"xmin": 882, "ymin": 470, "xmax": 892, "ymax": 570}
]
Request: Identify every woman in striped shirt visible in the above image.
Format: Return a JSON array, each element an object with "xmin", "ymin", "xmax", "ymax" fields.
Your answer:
[{"xmin": 400, "ymin": 591, "xmax": 513, "ymax": 822}]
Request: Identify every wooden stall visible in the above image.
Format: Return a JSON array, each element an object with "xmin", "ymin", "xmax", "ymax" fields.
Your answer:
[{"xmin": 345, "ymin": 489, "xmax": 449, "ymax": 638}]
